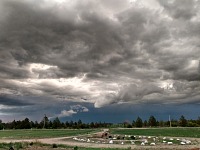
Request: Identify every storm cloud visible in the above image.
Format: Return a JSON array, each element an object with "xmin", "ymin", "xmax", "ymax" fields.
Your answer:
[{"xmin": 0, "ymin": 0, "xmax": 200, "ymax": 121}]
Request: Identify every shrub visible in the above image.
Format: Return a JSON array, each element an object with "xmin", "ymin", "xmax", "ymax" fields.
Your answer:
[
  {"xmin": 117, "ymin": 136, "xmax": 121, "ymax": 140},
  {"xmin": 74, "ymin": 146, "xmax": 78, "ymax": 150},
  {"xmin": 130, "ymin": 135, "xmax": 135, "ymax": 140},
  {"xmin": 52, "ymin": 143, "xmax": 57, "ymax": 148},
  {"xmin": 127, "ymin": 147, "xmax": 131, "ymax": 150},
  {"xmin": 9, "ymin": 147, "xmax": 14, "ymax": 150},
  {"xmin": 15, "ymin": 142, "xmax": 23, "ymax": 150}
]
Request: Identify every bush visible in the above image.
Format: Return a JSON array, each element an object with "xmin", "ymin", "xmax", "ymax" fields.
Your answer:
[
  {"xmin": 9, "ymin": 147, "xmax": 14, "ymax": 150},
  {"xmin": 52, "ymin": 144, "xmax": 57, "ymax": 148},
  {"xmin": 74, "ymin": 146, "xmax": 78, "ymax": 150},
  {"xmin": 130, "ymin": 135, "xmax": 135, "ymax": 140},
  {"xmin": 127, "ymin": 124, "xmax": 132, "ymax": 128},
  {"xmin": 187, "ymin": 122, "xmax": 199, "ymax": 127},
  {"xmin": 16, "ymin": 142, "xmax": 23, "ymax": 150}
]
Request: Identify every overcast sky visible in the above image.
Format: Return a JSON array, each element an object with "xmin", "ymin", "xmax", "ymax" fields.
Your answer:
[{"xmin": 0, "ymin": 0, "xmax": 200, "ymax": 122}]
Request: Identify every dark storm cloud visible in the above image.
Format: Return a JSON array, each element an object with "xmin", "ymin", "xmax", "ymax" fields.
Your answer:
[
  {"xmin": 0, "ymin": 0, "xmax": 200, "ymax": 120},
  {"xmin": 0, "ymin": 0, "xmax": 127, "ymax": 79},
  {"xmin": 0, "ymin": 0, "xmax": 167, "ymax": 80},
  {"xmin": 94, "ymin": 83, "xmax": 165, "ymax": 107},
  {"xmin": 0, "ymin": 96, "xmax": 33, "ymax": 106}
]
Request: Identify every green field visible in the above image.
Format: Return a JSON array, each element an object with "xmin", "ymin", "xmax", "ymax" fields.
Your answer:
[
  {"xmin": 0, "ymin": 129, "xmax": 97, "ymax": 139},
  {"xmin": 1, "ymin": 128, "xmax": 200, "ymax": 139},
  {"xmin": 110, "ymin": 128, "xmax": 200, "ymax": 138}
]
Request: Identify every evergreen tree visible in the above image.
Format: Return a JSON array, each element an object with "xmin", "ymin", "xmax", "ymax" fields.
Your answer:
[
  {"xmin": 135, "ymin": 117, "xmax": 143, "ymax": 128},
  {"xmin": 52, "ymin": 117, "xmax": 61, "ymax": 129},
  {"xmin": 132, "ymin": 120, "xmax": 135, "ymax": 127},
  {"xmin": 143, "ymin": 120, "xmax": 148, "ymax": 127},
  {"xmin": 159, "ymin": 120, "xmax": 164, "ymax": 127},
  {"xmin": 148, "ymin": 115, "xmax": 157, "ymax": 127},
  {"xmin": 30, "ymin": 121, "xmax": 35, "ymax": 128},
  {"xmin": 90, "ymin": 122, "xmax": 95, "ymax": 128},
  {"xmin": 179, "ymin": 115, "xmax": 187, "ymax": 127},
  {"xmin": 49, "ymin": 121, "xmax": 53, "ymax": 128},
  {"xmin": 65, "ymin": 121, "xmax": 69, "ymax": 128},
  {"xmin": 34, "ymin": 121, "xmax": 39, "ymax": 128},
  {"xmin": 10, "ymin": 120, "xmax": 16, "ymax": 129},
  {"xmin": 0, "ymin": 120, "xmax": 3, "ymax": 130},
  {"xmin": 197, "ymin": 117, "xmax": 200, "ymax": 126},
  {"xmin": 21, "ymin": 118, "xmax": 31, "ymax": 129}
]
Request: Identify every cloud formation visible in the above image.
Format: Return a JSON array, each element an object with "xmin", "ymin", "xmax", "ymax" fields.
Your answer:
[
  {"xmin": 0, "ymin": 0, "xmax": 200, "ymax": 120},
  {"xmin": 50, "ymin": 105, "xmax": 89, "ymax": 119}
]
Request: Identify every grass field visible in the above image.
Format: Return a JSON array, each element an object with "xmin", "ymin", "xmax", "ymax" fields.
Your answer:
[
  {"xmin": 0, "ymin": 129, "xmax": 97, "ymax": 139},
  {"xmin": 110, "ymin": 127, "xmax": 200, "ymax": 138},
  {"xmin": 1, "ymin": 128, "xmax": 200, "ymax": 139}
]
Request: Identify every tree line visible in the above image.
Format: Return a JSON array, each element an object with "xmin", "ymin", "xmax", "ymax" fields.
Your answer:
[
  {"xmin": 0, "ymin": 117, "xmax": 112, "ymax": 130},
  {"xmin": 0, "ymin": 115, "xmax": 200, "ymax": 130},
  {"xmin": 124, "ymin": 115, "xmax": 200, "ymax": 128}
]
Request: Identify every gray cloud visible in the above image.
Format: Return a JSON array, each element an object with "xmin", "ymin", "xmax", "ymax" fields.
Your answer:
[
  {"xmin": 49, "ymin": 104, "xmax": 89, "ymax": 119},
  {"xmin": 0, "ymin": 96, "xmax": 33, "ymax": 106},
  {"xmin": 158, "ymin": 0, "xmax": 198, "ymax": 20},
  {"xmin": 0, "ymin": 0, "xmax": 200, "ymax": 120}
]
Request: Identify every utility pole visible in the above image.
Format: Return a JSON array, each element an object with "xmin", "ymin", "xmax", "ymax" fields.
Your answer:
[
  {"xmin": 169, "ymin": 115, "xmax": 171, "ymax": 127},
  {"xmin": 43, "ymin": 114, "xmax": 46, "ymax": 129}
]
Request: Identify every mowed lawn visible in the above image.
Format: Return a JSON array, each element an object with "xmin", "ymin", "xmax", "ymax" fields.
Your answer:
[
  {"xmin": 0, "ymin": 129, "xmax": 97, "ymax": 139},
  {"xmin": 111, "ymin": 128, "xmax": 200, "ymax": 138}
]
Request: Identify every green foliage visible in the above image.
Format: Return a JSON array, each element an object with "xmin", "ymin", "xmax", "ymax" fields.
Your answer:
[
  {"xmin": 187, "ymin": 121, "xmax": 199, "ymax": 127},
  {"xmin": 0, "ymin": 142, "xmax": 28, "ymax": 150},
  {"xmin": 0, "ymin": 119, "xmax": 4, "ymax": 130},
  {"xmin": 0, "ymin": 124, "xmax": 3, "ymax": 130},
  {"xmin": 15, "ymin": 142, "xmax": 23, "ymax": 150},
  {"xmin": 126, "ymin": 124, "xmax": 132, "ymax": 128}
]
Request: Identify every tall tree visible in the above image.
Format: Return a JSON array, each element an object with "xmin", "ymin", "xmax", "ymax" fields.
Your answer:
[
  {"xmin": 10, "ymin": 120, "xmax": 16, "ymax": 129},
  {"xmin": 21, "ymin": 118, "xmax": 31, "ymax": 129},
  {"xmin": 52, "ymin": 117, "xmax": 61, "ymax": 129},
  {"xmin": 197, "ymin": 117, "xmax": 200, "ymax": 126},
  {"xmin": 0, "ymin": 120, "xmax": 3, "ymax": 130},
  {"xmin": 159, "ymin": 120, "xmax": 164, "ymax": 127},
  {"xmin": 143, "ymin": 120, "xmax": 148, "ymax": 127},
  {"xmin": 135, "ymin": 117, "xmax": 143, "ymax": 128},
  {"xmin": 148, "ymin": 115, "xmax": 157, "ymax": 127},
  {"xmin": 132, "ymin": 120, "xmax": 135, "ymax": 127},
  {"xmin": 179, "ymin": 115, "xmax": 187, "ymax": 127}
]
